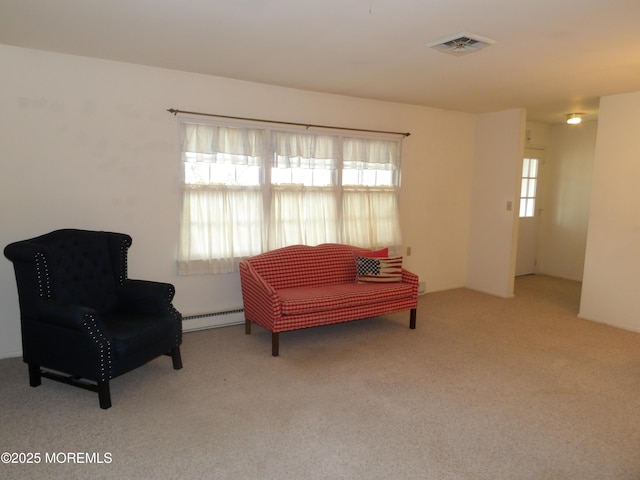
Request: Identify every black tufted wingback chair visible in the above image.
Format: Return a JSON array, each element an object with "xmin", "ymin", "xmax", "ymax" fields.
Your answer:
[{"xmin": 4, "ymin": 229, "xmax": 183, "ymax": 409}]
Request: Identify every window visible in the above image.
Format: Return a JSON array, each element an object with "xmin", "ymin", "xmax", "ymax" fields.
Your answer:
[
  {"xmin": 177, "ymin": 121, "xmax": 403, "ymax": 275},
  {"xmin": 519, "ymin": 157, "xmax": 539, "ymax": 217}
]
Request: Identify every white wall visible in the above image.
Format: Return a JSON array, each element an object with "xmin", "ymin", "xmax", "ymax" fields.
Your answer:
[
  {"xmin": 466, "ymin": 109, "xmax": 527, "ymax": 298},
  {"xmin": 400, "ymin": 109, "xmax": 475, "ymax": 292},
  {"xmin": 580, "ymin": 91, "xmax": 640, "ymax": 333},
  {"xmin": 0, "ymin": 45, "xmax": 475, "ymax": 358},
  {"xmin": 525, "ymin": 122, "xmax": 551, "ymax": 149},
  {"xmin": 536, "ymin": 121, "xmax": 597, "ymax": 281}
]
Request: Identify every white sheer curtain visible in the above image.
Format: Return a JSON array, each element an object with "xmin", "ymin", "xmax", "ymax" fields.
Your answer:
[
  {"xmin": 269, "ymin": 185, "xmax": 338, "ymax": 248},
  {"xmin": 342, "ymin": 187, "xmax": 402, "ymax": 248},
  {"xmin": 182, "ymin": 123, "xmax": 265, "ymax": 165},
  {"xmin": 343, "ymin": 136, "xmax": 401, "ymax": 167},
  {"xmin": 272, "ymin": 131, "xmax": 339, "ymax": 168},
  {"xmin": 178, "ymin": 123, "xmax": 266, "ymax": 275},
  {"xmin": 268, "ymin": 131, "xmax": 339, "ymax": 249},
  {"xmin": 341, "ymin": 137, "xmax": 402, "ymax": 248}
]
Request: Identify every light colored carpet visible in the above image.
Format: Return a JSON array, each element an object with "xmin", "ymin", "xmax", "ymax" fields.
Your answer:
[{"xmin": 1, "ymin": 275, "xmax": 640, "ymax": 480}]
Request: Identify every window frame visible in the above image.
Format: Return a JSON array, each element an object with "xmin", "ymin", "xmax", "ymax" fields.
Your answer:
[{"xmin": 519, "ymin": 156, "xmax": 539, "ymax": 218}]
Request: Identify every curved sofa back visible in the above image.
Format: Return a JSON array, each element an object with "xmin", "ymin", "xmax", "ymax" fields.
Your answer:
[{"xmin": 243, "ymin": 244, "xmax": 364, "ymax": 290}]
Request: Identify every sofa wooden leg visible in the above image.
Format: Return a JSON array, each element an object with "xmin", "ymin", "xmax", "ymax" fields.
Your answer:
[
  {"xmin": 410, "ymin": 308, "xmax": 417, "ymax": 329},
  {"xmin": 28, "ymin": 363, "xmax": 41, "ymax": 387},
  {"xmin": 272, "ymin": 332, "xmax": 279, "ymax": 357},
  {"xmin": 245, "ymin": 318, "xmax": 252, "ymax": 334},
  {"xmin": 171, "ymin": 346, "xmax": 183, "ymax": 370},
  {"xmin": 98, "ymin": 380, "xmax": 111, "ymax": 409}
]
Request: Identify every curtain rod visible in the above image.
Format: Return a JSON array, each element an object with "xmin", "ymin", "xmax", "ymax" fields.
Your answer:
[{"xmin": 167, "ymin": 108, "xmax": 410, "ymax": 137}]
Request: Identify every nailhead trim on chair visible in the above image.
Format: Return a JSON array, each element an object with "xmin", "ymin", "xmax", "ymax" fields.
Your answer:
[
  {"xmin": 82, "ymin": 314, "xmax": 112, "ymax": 381},
  {"xmin": 167, "ymin": 285, "xmax": 182, "ymax": 347},
  {"xmin": 118, "ymin": 240, "xmax": 128, "ymax": 286},
  {"xmin": 34, "ymin": 252, "xmax": 52, "ymax": 299}
]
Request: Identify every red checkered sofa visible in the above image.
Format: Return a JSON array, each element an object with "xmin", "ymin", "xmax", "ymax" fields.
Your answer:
[{"xmin": 239, "ymin": 243, "xmax": 419, "ymax": 356}]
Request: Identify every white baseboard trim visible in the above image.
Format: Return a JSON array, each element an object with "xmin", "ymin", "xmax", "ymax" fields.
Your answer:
[
  {"xmin": 182, "ymin": 309, "xmax": 245, "ymax": 333},
  {"xmin": 0, "ymin": 350, "xmax": 23, "ymax": 360}
]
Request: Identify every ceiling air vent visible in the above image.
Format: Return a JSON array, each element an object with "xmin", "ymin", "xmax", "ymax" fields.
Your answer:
[{"xmin": 426, "ymin": 32, "xmax": 496, "ymax": 56}]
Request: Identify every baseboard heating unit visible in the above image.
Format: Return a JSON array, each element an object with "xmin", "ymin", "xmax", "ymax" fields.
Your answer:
[{"xmin": 182, "ymin": 308, "xmax": 245, "ymax": 332}]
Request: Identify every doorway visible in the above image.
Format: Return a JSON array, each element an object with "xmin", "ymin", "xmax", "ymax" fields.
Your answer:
[{"xmin": 515, "ymin": 149, "xmax": 544, "ymax": 276}]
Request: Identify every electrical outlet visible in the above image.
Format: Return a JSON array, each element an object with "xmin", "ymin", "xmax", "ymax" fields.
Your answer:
[{"xmin": 406, "ymin": 246, "xmax": 412, "ymax": 256}]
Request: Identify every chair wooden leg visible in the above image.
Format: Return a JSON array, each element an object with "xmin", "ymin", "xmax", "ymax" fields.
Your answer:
[
  {"xmin": 272, "ymin": 332, "xmax": 279, "ymax": 357},
  {"xmin": 98, "ymin": 380, "xmax": 111, "ymax": 409},
  {"xmin": 410, "ymin": 308, "xmax": 417, "ymax": 329},
  {"xmin": 171, "ymin": 346, "xmax": 183, "ymax": 370},
  {"xmin": 28, "ymin": 363, "xmax": 41, "ymax": 387},
  {"xmin": 245, "ymin": 318, "xmax": 252, "ymax": 334}
]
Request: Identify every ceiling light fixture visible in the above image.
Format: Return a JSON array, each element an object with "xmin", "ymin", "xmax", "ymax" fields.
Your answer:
[{"xmin": 566, "ymin": 113, "xmax": 583, "ymax": 125}]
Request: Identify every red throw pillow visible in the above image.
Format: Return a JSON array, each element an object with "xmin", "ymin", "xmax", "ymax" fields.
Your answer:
[{"xmin": 356, "ymin": 248, "xmax": 389, "ymax": 258}]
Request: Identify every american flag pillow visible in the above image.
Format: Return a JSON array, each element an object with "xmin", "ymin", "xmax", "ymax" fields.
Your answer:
[{"xmin": 356, "ymin": 256, "xmax": 403, "ymax": 284}]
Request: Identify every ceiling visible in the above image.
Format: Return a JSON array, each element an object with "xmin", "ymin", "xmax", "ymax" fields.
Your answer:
[{"xmin": 2, "ymin": 0, "xmax": 640, "ymax": 124}]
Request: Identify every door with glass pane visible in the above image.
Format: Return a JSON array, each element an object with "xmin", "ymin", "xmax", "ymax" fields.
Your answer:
[{"xmin": 515, "ymin": 150, "xmax": 543, "ymax": 276}]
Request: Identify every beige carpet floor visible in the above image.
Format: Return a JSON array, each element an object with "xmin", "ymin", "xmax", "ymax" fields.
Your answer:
[{"xmin": 1, "ymin": 274, "xmax": 640, "ymax": 480}]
